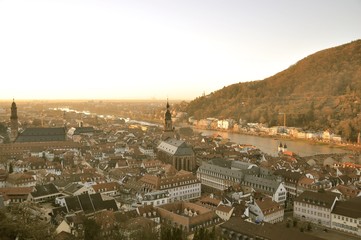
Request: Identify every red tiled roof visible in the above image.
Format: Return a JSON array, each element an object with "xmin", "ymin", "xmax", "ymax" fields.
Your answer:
[
  {"xmin": 92, "ymin": 182, "xmax": 120, "ymax": 192},
  {"xmin": 0, "ymin": 187, "xmax": 33, "ymax": 195},
  {"xmin": 216, "ymin": 205, "xmax": 233, "ymax": 213}
]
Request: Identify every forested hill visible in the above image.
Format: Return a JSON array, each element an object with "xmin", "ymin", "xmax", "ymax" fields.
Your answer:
[{"xmin": 186, "ymin": 39, "xmax": 361, "ymax": 141}]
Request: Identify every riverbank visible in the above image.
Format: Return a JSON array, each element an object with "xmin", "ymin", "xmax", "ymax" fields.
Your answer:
[{"xmin": 191, "ymin": 127, "xmax": 353, "ymax": 156}]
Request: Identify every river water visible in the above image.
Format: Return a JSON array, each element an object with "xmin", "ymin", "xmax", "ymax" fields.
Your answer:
[
  {"xmin": 48, "ymin": 107, "xmax": 348, "ymax": 157},
  {"xmin": 196, "ymin": 129, "xmax": 348, "ymax": 157}
]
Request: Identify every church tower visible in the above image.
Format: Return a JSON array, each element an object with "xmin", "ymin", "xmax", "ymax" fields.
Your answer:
[
  {"xmin": 162, "ymin": 99, "xmax": 175, "ymax": 140},
  {"xmin": 164, "ymin": 100, "xmax": 172, "ymax": 131},
  {"xmin": 10, "ymin": 99, "xmax": 19, "ymax": 142}
]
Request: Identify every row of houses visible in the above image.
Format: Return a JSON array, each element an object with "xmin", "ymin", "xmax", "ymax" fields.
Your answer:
[
  {"xmin": 191, "ymin": 117, "xmax": 343, "ymax": 143},
  {"xmin": 294, "ymin": 190, "xmax": 361, "ymax": 236}
]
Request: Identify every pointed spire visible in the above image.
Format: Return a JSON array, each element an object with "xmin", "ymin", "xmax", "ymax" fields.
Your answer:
[{"xmin": 166, "ymin": 98, "xmax": 170, "ymax": 109}]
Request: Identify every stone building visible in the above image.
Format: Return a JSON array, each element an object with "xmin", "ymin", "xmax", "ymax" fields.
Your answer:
[
  {"xmin": 157, "ymin": 138, "xmax": 196, "ymax": 171},
  {"xmin": 157, "ymin": 100, "xmax": 196, "ymax": 171}
]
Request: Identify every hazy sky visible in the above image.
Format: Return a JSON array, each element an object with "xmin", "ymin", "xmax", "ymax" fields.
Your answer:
[{"xmin": 1, "ymin": 0, "xmax": 360, "ymax": 100}]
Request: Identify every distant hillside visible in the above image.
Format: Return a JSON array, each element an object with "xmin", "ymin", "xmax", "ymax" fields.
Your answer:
[{"xmin": 187, "ymin": 40, "xmax": 361, "ymax": 141}]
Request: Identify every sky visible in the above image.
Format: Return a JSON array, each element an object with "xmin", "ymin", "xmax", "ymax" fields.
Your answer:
[{"xmin": 0, "ymin": 0, "xmax": 360, "ymax": 101}]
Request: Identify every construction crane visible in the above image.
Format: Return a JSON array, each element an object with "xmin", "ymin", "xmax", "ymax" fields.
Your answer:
[{"xmin": 279, "ymin": 112, "xmax": 286, "ymax": 128}]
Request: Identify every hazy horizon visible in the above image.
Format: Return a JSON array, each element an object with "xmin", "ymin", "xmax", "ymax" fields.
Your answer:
[
  {"xmin": 0, "ymin": 98, "xmax": 186, "ymax": 102},
  {"xmin": 1, "ymin": 0, "xmax": 361, "ymax": 101}
]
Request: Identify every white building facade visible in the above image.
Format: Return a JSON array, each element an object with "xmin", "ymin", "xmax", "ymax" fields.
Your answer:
[{"xmin": 293, "ymin": 191, "xmax": 339, "ymax": 227}]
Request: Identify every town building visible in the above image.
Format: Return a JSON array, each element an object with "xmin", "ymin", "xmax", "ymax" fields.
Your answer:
[
  {"xmin": 243, "ymin": 174, "xmax": 287, "ymax": 205},
  {"xmin": 331, "ymin": 184, "xmax": 361, "ymax": 200},
  {"xmin": 220, "ymin": 217, "xmax": 324, "ymax": 240},
  {"xmin": 331, "ymin": 196, "xmax": 361, "ymax": 237},
  {"xmin": 139, "ymin": 144, "xmax": 155, "ymax": 158},
  {"xmin": 28, "ymin": 183, "xmax": 62, "ymax": 203},
  {"xmin": 293, "ymin": 190, "xmax": 339, "ymax": 227},
  {"xmin": 67, "ymin": 127, "xmax": 94, "ymax": 141},
  {"xmin": 248, "ymin": 196, "xmax": 284, "ymax": 223},
  {"xmin": 6, "ymin": 172, "xmax": 36, "ymax": 187},
  {"xmin": 215, "ymin": 205, "xmax": 234, "ymax": 221},
  {"xmin": 55, "ymin": 192, "xmax": 118, "ymax": 215},
  {"xmin": 63, "ymin": 182, "xmax": 94, "ymax": 196},
  {"xmin": 139, "ymin": 170, "xmax": 201, "ymax": 202},
  {"xmin": 196, "ymin": 162, "xmax": 244, "ymax": 192},
  {"xmin": 157, "ymin": 201, "xmax": 221, "ymax": 233},
  {"xmin": 16, "ymin": 127, "xmax": 67, "ymax": 142},
  {"xmin": 92, "ymin": 182, "xmax": 121, "ymax": 197},
  {"xmin": 140, "ymin": 190, "xmax": 170, "ymax": 207},
  {"xmin": 157, "ymin": 100, "xmax": 196, "ymax": 171},
  {"xmin": 274, "ymin": 169, "xmax": 303, "ymax": 200},
  {"xmin": 0, "ymin": 187, "xmax": 33, "ymax": 204},
  {"xmin": 0, "ymin": 141, "xmax": 80, "ymax": 162},
  {"xmin": 157, "ymin": 138, "xmax": 196, "ymax": 171}
]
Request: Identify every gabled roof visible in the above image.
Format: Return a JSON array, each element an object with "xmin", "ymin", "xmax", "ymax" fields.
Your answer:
[
  {"xmin": 78, "ymin": 194, "xmax": 95, "ymax": 213},
  {"xmin": 31, "ymin": 183, "xmax": 60, "ymax": 198},
  {"xmin": 7, "ymin": 172, "xmax": 35, "ymax": 184},
  {"xmin": 273, "ymin": 169, "xmax": 303, "ymax": 182},
  {"xmin": 334, "ymin": 184, "xmax": 360, "ymax": 199},
  {"xmin": 198, "ymin": 162, "xmax": 244, "ymax": 179},
  {"xmin": 332, "ymin": 197, "xmax": 361, "ymax": 218},
  {"xmin": 231, "ymin": 161, "xmax": 257, "ymax": 170},
  {"xmin": 16, "ymin": 127, "xmax": 66, "ymax": 142},
  {"xmin": 73, "ymin": 127, "xmax": 94, "ymax": 135},
  {"xmin": 157, "ymin": 138, "xmax": 194, "ymax": 156},
  {"xmin": 244, "ymin": 174, "xmax": 282, "ymax": 190},
  {"xmin": 92, "ymin": 182, "xmax": 120, "ymax": 192},
  {"xmin": 294, "ymin": 191, "xmax": 339, "ymax": 209},
  {"xmin": 255, "ymin": 197, "xmax": 283, "ymax": 215},
  {"xmin": 198, "ymin": 195, "xmax": 221, "ymax": 207},
  {"xmin": 65, "ymin": 196, "xmax": 82, "ymax": 212},
  {"xmin": 221, "ymin": 217, "xmax": 324, "ymax": 240},
  {"xmin": 64, "ymin": 183, "xmax": 85, "ymax": 194},
  {"xmin": 91, "ymin": 193, "xmax": 118, "ymax": 211},
  {"xmin": 215, "ymin": 205, "xmax": 233, "ymax": 214},
  {"xmin": 64, "ymin": 193, "xmax": 118, "ymax": 214},
  {"xmin": 0, "ymin": 187, "xmax": 33, "ymax": 196}
]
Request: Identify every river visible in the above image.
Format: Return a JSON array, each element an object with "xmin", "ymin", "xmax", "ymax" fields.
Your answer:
[
  {"xmin": 48, "ymin": 107, "xmax": 348, "ymax": 157},
  {"xmin": 196, "ymin": 129, "xmax": 348, "ymax": 157}
]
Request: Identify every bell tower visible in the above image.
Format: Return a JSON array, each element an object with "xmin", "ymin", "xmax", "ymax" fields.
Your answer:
[
  {"xmin": 162, "ymin": 99, "xmax": 175, "ymax": 140},
  {"xmin": 10, "ymin": 99, "xmax": 19, "ymax": 142},
  {"xmin": 164, "ymin": 99, "xmax": 172, "ymax": 131}
]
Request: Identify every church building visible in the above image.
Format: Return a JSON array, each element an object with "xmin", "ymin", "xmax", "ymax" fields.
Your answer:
[
  {"xmin": 8, "ymin": 99, "xmax": 67, "ymax": 143},
  {"xmin": 157, "ymin": 100, "xmax": 196, "ymax": 171}
]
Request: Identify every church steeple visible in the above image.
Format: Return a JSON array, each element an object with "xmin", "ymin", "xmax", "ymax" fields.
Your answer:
[
  {"xmin": 10, "ymin": 99, "xmax": 18, "ymax": 120},
  {"xmin": 162, "ymin": 99, "xmax": 174, "ymax": 140},
  {"xmin": 10, "ymin": 99, "xmax": 19, "ymax": 142},
  {"xmin": 164, "ymin": 98, "xmax": 172, "ymax": 130}
]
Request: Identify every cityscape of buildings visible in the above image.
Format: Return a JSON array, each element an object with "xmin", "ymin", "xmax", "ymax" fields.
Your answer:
[{"xmin": 0, "ymin": 99, "xmax": 360, "ymax": 240}]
